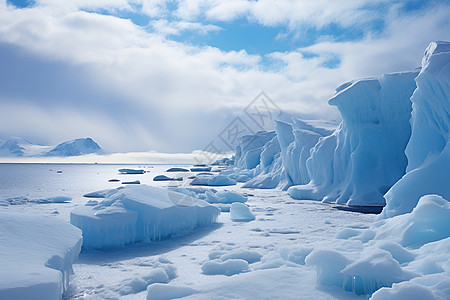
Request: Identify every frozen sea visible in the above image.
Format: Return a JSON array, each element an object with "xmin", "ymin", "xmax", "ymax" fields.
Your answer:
[{"xmin": 0, "ymin": 163, "xmax": 376, "ymax": 299}]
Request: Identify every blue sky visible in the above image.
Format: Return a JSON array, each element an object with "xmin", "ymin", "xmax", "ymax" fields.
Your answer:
[{"xmin": 1, "ymin": 0, "xmax": 449, "ymax": 153}]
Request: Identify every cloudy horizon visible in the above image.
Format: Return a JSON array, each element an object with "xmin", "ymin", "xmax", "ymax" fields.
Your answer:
[{"xmin": 1, "ymin": 0, "xmax": 449, "ymax": 154}]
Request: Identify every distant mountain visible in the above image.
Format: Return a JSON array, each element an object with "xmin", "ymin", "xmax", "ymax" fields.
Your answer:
[
  {"xmin": 0, "ymin": 137, "xmax": 104, "ymax": 157},
  {"xmin": 46, "ymin": 138, "xmax": 104, "ymax": 156}
]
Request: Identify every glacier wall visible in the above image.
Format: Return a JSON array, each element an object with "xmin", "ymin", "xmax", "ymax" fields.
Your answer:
[
  {"xmin": 381, "ymin": 41, "xmax": 450, "ymax": 218},
  {"xmin": 288, "ymin": 69, "xmax": 419, "ymax": 206},
  {"xmin": 229, "ymin": 41, "xmax": 449, "ymax": 211}
]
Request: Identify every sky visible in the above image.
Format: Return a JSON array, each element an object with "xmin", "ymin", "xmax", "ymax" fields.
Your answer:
[{"xmin": 0, "ymin": 0, "xmax": 449, "ymax": 154}]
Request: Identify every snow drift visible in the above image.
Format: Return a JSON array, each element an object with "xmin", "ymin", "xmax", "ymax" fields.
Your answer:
[
  {"xmin": 0, "ymin": 210, "xmax": 82, "ymax": 300},
  {"xmin": 70, "ymin": 185, "xmax": 220, "ymax": 249}
]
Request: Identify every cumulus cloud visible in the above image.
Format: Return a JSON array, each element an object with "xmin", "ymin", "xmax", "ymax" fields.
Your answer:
[{"xmin": 0, "ymin": 0, "xmax": 448, "ymax": 154}]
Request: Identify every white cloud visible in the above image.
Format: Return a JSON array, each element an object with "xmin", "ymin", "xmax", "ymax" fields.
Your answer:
[
  {"xmin": 0, "ymin": 0, "xmax": 449, "ymax": 154},
  {"xmin": 148, "ymin": 19, "xmax": 221, "ymax": 36}
]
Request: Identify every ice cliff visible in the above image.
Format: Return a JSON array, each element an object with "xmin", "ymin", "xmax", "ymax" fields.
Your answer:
[{"xmin": 381, "ymin": 41, "xmax": 450, "ymax": 218}]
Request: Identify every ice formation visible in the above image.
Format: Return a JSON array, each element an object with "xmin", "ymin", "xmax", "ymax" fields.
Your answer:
[
  {"xmin": 153, "ymin": 175, "xmax": 182, "ymax": 181},
  {"xmin": 381, "ymin": 41, "xmax": 450, "ymax": 218},
  {"xmin": 0, "ymin": 196, "xmax": 71, "ymax": 205},
  {"xmin": 0, "ymin": 210, "xmax": 82, "ymax": 299},
  {"xmin": 304, "ymin": 194, "xmax": 450, "ymax": 297},
  {"xmin": 122, "ymin": 180, "xmax": 141, "ymax": 184},
  {"xmin": 165, "ymin": 167, "xmax": 189, "ymax": 172},
  {"xmin": 190, "ymin": 174, "xmax": 236, "ymax": 186},
  {"xmin": 70, "ymin": 185, "xmax": 220, "ymax": 249},
  {"xmin": 230, "ymin": 203, "xmax": 255, "ymax": 222},
  {"xmin": 119, "ymin": 168, "xmax": 145, "ymax": 174},
  {"xmin": 288, "ymin": 69, "xmax": 419, "ymax": 206},
  {"xmin": 201, "ymin": 259, "xmax": 249, "ymax": 276},
  {"xmin": 46, "ymin": 137, "xmax": 104, "ymax": 156},
  {"xmin": 190, "ymin": 166, "xmax": 212, "ymax": 172}
]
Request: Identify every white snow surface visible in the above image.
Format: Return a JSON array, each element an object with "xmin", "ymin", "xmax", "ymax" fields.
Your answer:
[
  {"xmin": 0, "ymin": 210, "xmax": 82, "ymax": 300},
  {"xmin": 70, "ymin": 185, "xmax": 220, "ymax": 249}
]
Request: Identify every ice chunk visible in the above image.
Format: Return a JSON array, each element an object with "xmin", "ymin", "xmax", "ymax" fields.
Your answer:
[
  {"xmin": 153, "ymin": 175, "xmax": 182, "ymax": 181},
  {"xmin": 146, "ymin": 284, "xmax": 197, "ymax": 300},
  {"xmin": 165, "ymin": 167, "xmax": 189, "ymax": 172},
  {"xmin": 190, "ymin": 175, "xmax": 236, "ymax": 186},
  {"xmin": 290, "ymin": 69, "xmax": 419, "ymax": 206},
  {"xmin": 122, "ymin": 180, "xmax": 140, "ymax": 184},
  {"xmin": 70, "ymin": 185, "xmax": 220, "ymax": 249},
  {"xmin": 2, "ymin": 196, "xmax": 72, "ymax": 205},
  {"xmin": 83, "ymin": 189, "xmax": 112, "ymax": 198},
  {"xmin": 118, "ymin": 168, "xmax": 145, "ymax": 174},
  {"xmin": 230, "ymin": 203, "xmax": 255, "ymax": 222},
  {"xmin": 190, "ymin": 166, "xmax": 212, "ymax": 172},
  {"xmin": 214, "ymin": 191, "xmax": 247, "ymax": 203},
  {"xmin": 202, "ymin": 259, "xmax": 249, "ymax": 276},
  {"xmin": 305, "ymin": 194, "xmax": 450, "ymax": 296},
  {"xmin": 0, "ymin": 210, "xmax": 82, "ymax": 299},
  {"xmin": 219, "ymin": 249, "xmax": 262, "ymax": 264}
]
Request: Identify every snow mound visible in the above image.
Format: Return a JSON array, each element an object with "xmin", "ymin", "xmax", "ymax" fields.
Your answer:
[
  {"xmin": 381, "ymin": 41, "xmax": 450, "ymax": 218},
  {"xmin": 230, "ymin": 203, "xmax": 255, "ymax": 222},
  {"xmin": 305, "ymin": 194, "xmax": 450, "ymax": 297},
  {"xmin": 146, "ymin": 284, "xmax": 197, "ymax": 300},
  {"xmin": 209, "ymin": 245, "xmax": 262, "ymax": 264},
  {"xmin": 119, "ymin": 168, "xmax": 145, "ymax": 174},
  {"xmin": 202, "ymin": 259, "xmax": 249, "ymax": 276},
  {"xmin": 0, "ymin": 210, "xmax": 82, "ymax": 300},
  {"xmin": 70, "ymin": 185, "xmax": 220, "ymax": 249}
]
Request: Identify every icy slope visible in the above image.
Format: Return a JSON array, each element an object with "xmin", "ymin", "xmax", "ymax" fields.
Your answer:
[
  {"xmin": 0, "ymin": 210, "xmax": 82, "ymax": 300},
  {"xmin": 71, "ymin": 185, "xmax": 220, "ymax": 249},
  {"xmin": 46, "ymin": 137, "xmax": 104, "ymax": 156},
  {"xmin": 381, "ymin": 41, "xmax": 450, "ymax": 218},
  {"xmin": 304, "ymin": 194, "xmax": 450, "ymax": 298},
  {"xmin": 289, "ymin": 69, "xmax": 419, "ymax": 206}
]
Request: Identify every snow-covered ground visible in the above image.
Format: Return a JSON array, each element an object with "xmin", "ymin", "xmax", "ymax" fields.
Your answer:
[{"xmin": 0, "ymin": 163, "xmax": 375, "ymax": 299}]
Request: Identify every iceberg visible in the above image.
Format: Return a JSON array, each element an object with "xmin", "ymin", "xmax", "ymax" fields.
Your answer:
[
  {"xmin": 381, "ymin": 41, "xmax": 450, "ymax": 218},
  {"xmin": 289, "ymin": 69, "xmax": 419, "ymax": 206},
  {"xmin": 0, "ymin": 210, "xmax": 82, "ymax": 300},
  {"xmin": 122, "ymin": 180, "xmax": 141, "ymax": 184},
  {"xmin": 153, "ymin": 175, "xmax": 183, "ymax": 181},
  {"xmin": 190, "ymin": 175, "xmax": 236, "ymax": 186},
  {"xmin": 165, "ymin": 167, "xmax": 190, "ymax": 172},
  {"xmin": 118, "ymin": 168, "xmax": 146, "ymax": 174},
  {"xmin": 70, "ymin": 185, "xmax": 220, "ymax": 249}
]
